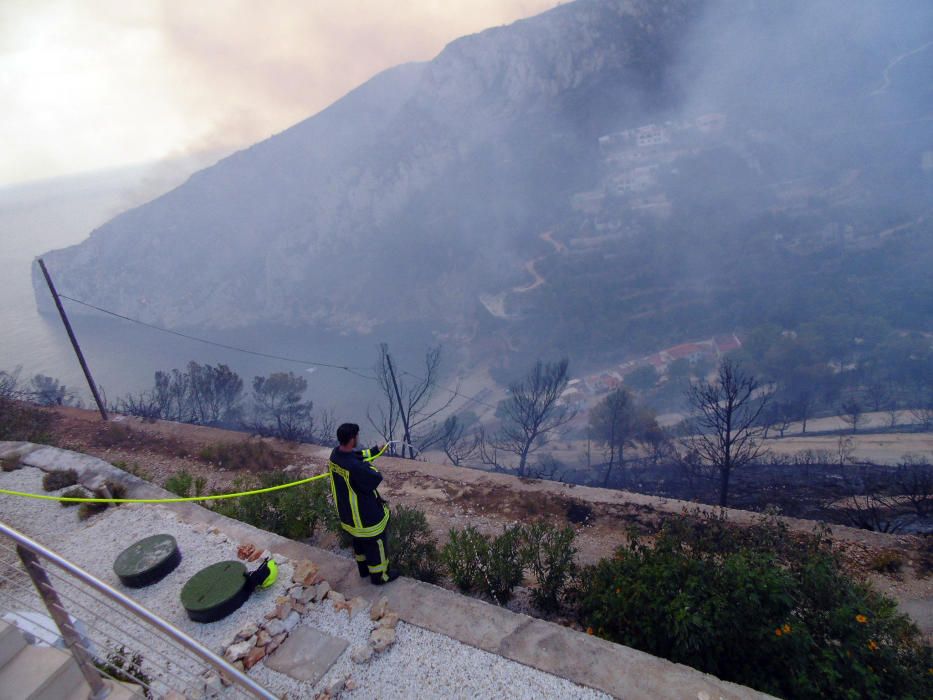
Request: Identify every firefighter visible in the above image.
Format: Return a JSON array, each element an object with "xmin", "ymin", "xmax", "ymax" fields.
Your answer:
[{"xmin": 328, "ymin": 423, "xmax": 399, "ymax": 585}]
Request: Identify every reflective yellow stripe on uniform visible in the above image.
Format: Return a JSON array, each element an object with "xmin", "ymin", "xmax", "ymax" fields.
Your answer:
[
  {"xmin": 362, "ymin": 444, "xmax": 388, "ymax": 463},
  {"xmin": 368, "ymin": 539, "xmax": 389, "ymax": 574},
  {"xmin": 339, "ymin": 507, "xmax": 389, "ymax": 537},
  {"xmin": 329, "ymin": 462, "xmax": 363, "ymax": 530},
  {"xmin": 328, "ymin": 460, "xmax": 390, "ymax": 537}
]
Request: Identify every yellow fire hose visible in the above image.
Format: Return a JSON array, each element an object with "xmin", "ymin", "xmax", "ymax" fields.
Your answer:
[
  {"xmin": 0, "ymin": 473, "xmax": 331, "ymax": 504},
  {"xmin": 0, "ymin": 441, "xmax": 403, "ymax": 504}
]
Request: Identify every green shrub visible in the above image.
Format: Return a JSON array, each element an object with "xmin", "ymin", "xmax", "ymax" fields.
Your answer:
[
  {"xmin": 521, "ymin": 522, "xmax": 577, "ymax": 611},
  {"xmin": 389, "ymin": 505, "xmax": 443, "ymax": 583},
  {"xmin": 94, "ymin": 645, "xmax": 152, "ymax": 699},
  {"xmin": 575, "ymin": 513, "xmax": 933, "ymax": 699},
  {"xmin": 484, "ymin": 526, "xmax": 526, "ymax": 604},
  {"xmin": 441, "ymin": 525, "xmax": 525, "ymax": 604},
  {"xmin": 441, "ymin": 526, "xmax": 488, "ymax": 592},
  {"xmin": 164, "ymin": 470, "xmax": 206, "ymax": 499},
  {"xmin": 0, "ymin": 398, "xmax": 56, "ymax": 444},
  {"xmin": 60, "ymin": 487, "xmax": 88, "ymax": 507},
  {"xmin": 214, "ymin": 471, "xmax": 337, "ymax": 541},
  {"xmin": 42, "ymin": 469, "xmax": 78, "ymax": 491},
  {"xmin": 198, "ymin": 441, "xmax": 286, "ymax": 471}
]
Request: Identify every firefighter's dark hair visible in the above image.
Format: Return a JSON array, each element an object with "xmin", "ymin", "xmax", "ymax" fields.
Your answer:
[{"xmin": 336, "ymin": 423, "xmax": 360, "ymax": 446}]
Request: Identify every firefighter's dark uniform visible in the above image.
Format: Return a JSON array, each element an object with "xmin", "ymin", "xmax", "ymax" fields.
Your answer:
[{"xmin": 328, "ymin": 444, "xmax": 392, "ymax": 583}]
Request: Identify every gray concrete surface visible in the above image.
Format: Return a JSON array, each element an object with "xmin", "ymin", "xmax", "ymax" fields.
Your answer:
[
  {"xmin": 1, "ymin": 441, "xmax": 777, "ymax": 699},
  {"xmin": 264, "ymin": 625, "xmax": 348, "ymax": 684}
]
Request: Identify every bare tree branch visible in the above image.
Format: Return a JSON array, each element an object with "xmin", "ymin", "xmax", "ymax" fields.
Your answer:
[{"xmin": 683, "ymin": 358, "xmax": 769, "ymax": 507}]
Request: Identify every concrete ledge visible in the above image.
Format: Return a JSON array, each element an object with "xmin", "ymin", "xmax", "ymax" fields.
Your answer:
[{"xmin": 1, "ymin": 442, "xmax": 775, "ymax": 699}]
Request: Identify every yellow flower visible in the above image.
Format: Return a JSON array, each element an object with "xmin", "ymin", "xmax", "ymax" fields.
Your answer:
[
  {"xmin": 775, "ymin": 628, "xmax": 783, "ymax": 637},
  {"xmin": 867, "ymin": 640, "xmax": 879, "ymax": 652},
  {"xmin": 782, "ymin": 624, "xmax": 792, "ymax": 634},
  {"xmin": 855, "ymin": 614, "xmax": 868, "ymax": 624}
]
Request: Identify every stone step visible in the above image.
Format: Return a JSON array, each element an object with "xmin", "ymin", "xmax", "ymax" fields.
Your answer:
[
  {"xmin": 0, "ymin": 643, "xmax": 83, "ymax": 700},
  {"xmin": 0, "ymin": 620, "xmax": 28, "ymax": 668},
  {"xmin": 63, "ymin": 679, "xmax": 147, "ymax": 700}
]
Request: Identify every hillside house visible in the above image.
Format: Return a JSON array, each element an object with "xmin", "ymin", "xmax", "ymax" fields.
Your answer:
[
  {"xmin": 635, "ymin": 124, "xmax": 668, "ymax": 147},
  {"xmin": 666, "ymin": 342, "xmax": 714, "ymax": 364},
  {"xmin": 714, "ymin": 333, "xmax": 742, "ymax": 354},
  {"xmin": 609, "ymin": 165, "xmax": 659, "ymax": 194}
]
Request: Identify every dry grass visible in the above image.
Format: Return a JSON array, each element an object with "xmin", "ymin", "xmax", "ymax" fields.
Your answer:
[{"xmin": 197, "ymin": 440, "xmax": 288, "ymax": 471}]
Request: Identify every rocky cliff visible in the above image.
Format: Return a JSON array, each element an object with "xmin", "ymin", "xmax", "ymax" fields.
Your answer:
[{"xmin": 35, "ymin": 0, "xmax": 933, "ymax": 360}]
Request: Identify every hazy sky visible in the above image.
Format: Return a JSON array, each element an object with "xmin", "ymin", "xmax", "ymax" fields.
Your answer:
[{"xmin": 0, "ymin": 0, "xmax": 556, "ymax": 187}]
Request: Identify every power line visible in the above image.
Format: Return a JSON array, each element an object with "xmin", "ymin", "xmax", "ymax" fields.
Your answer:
[
  {"xmin": 59, "ymin": 293, "xmax": 499, "ymax": 411},
  {"xmin": 59, "ymin": 294, "xmax": 374, "ymax": 375},
  {"xmin": 399, "ymin": 369, "xmax": 499, "ymax": 411}
]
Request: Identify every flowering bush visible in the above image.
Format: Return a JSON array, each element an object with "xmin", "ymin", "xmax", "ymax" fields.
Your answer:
[{"xmin": 575, "ymin": 513, "xmax": 932, "ymax": 699}]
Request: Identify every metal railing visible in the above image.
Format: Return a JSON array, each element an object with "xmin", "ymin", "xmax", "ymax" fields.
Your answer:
[{"xmin": 0, "ymin": 520, "xmax": 277, "ymax": 699}]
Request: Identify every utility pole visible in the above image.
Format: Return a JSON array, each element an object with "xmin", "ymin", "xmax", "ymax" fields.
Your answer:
[
  {"xmin": 36, "ymin": 259, "xmax": 109, "ymax": 421},
  {"xmin": 384, "ymin": 352, "xmax": 412, "ymax": 458}
]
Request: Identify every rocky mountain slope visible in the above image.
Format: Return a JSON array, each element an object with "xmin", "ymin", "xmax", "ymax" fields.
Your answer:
[{"xmin": 36, "ymin": 0, "xmax": 933, "ymax": 363}]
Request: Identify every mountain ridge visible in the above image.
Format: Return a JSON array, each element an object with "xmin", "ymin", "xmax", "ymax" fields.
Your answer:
[{"xmin": 35, "ymin": 0, "xmax": 933, "ymax": 367}]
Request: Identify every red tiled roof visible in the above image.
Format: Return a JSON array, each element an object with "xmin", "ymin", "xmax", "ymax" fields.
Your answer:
[
  {"xmin": 714, "ymin": 335, "xmax": 742, "ymax": 352},
  {"xmin": 667, "ymin": 343, "xmax": 710, "ymax": 359}
]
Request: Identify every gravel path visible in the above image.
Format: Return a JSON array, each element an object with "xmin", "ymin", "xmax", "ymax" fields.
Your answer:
[{"xmin": 1, "ymin": 466, "xmax": 610, "ymax": 699}]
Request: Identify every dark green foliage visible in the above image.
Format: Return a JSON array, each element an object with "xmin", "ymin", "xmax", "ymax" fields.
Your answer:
[
  {"xmin": 94, "ymin": 645, "xmax": 152, "ymax": 698},
  {"xmin": 29, "ymin": 374, "xmax": 71, "ymax": 406},
  {"xmin": 575, "ymin": 513, "xmax": 933, "ymax": 699},
  {"xmin": 484, "ymin": 526, "xmax": 526, "ymax": 604},
  {"xmin": 120, "ymin": 362, "xmax": 243, "ymax": 425},
  {"xmin": 42, "ymin": 468, "xmax": 78, "ymax": 491},
  {"xmin": 59, "ymin": 487, "xmax": 87, "ymax": 506},
  {"xmin": 441, "ymin": 526, "xmax": 525, "ymax": 604},
  {"xmin": 164, "ymin": 470, "xmax": 206, "ymax": 499},
  {"xmin": 441, "ymin": 526, "xmax": 488, "ymax": 592},
  {"xmin": 247, "ymin": 372, "xmax": 314, "ymax": 442},
  {"xmin": 0, "ymin": 398, "xmax": 55, "ymax": 444},
  {"xmin": 213, "ymin": 471, "xmax": 338, "ymax": 541},
  {"xmin": 198, "ymin": 440, "xmax": 286, "ymax": 471},
  {"xmin": 521, "ymin": 522, "xmax": 577, "ymax": 611},
  {"xmin": 388, "ymin": 505, "xmax": 443, "ymax": 583}
]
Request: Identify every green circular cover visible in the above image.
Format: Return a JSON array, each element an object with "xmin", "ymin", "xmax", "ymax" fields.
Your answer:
[
  {"xmin": 181, "ymin": 561, "xmax": 249, "ymax": 623},
  {"xmin": 113, "ymin": 534, "xmax": 181, "ymax": 588}
]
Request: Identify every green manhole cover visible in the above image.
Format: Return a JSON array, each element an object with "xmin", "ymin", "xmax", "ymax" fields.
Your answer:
[
  {"xmin": 181, "ymin": 561, "xmax": 249, "ymax": 623},
  {"xmin": 113, "ymin": 534, "xmax": 181, "ymax": 588}
]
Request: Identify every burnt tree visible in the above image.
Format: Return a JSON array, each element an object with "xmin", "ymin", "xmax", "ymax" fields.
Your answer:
[{"xmin": 684, "ymin": 359, "xmax": 769, "ymax": 507}]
